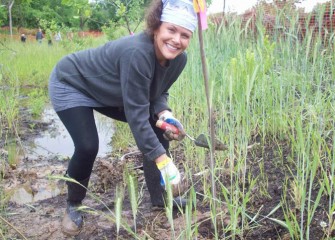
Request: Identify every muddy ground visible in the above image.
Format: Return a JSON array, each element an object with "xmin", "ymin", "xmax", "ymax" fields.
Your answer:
[{"xmin": 0, "ymin": 108, "xmax": 332, "ymax": 239}]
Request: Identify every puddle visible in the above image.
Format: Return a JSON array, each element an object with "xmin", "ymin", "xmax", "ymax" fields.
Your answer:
[
  {"xmin": 25, "ymin": 105, "xmax": 115, "ymax": 159},
  {"xmin": 9, "ymin": 182, "xmax": 63, "ymax": 205},
  {"xmin": 5, "ymin": 163, "xmax": 68, "ymax": 205},
  {"xmin": 6, "ymin": 105, "xmax": 115, "ymax": 204}
]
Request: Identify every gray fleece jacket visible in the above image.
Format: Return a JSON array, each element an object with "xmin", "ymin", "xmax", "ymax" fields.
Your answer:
[{"xmin": 55, "ymin": 32, "xmax": 187, "ymax": 161}]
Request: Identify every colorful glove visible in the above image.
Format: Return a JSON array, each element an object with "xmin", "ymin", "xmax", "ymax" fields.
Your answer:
[
  {"xmin": 159, "ymin": 111, "xmax": 186, "ymax": 141},
  {"xmin": 156, "ymin": 156, "xmax": 181, "ymax": 187}
]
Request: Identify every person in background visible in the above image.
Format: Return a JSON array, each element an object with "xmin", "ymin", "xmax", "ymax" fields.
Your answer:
[
  {"xmin": 36, "ymin": 28, "xmax": 43, "ymax": 44},
  {"xmin": 20, "ymin": 33, "xmax": 27, "ymax": 43},
  {"xmin": 66, "ymin": 31, "xmax": 73, "ymax": 41},
  {"xmin": 55, "ymin": 31, "xmax": 62, "ymax": 42},
  {"xmin": 48, "ymin": 0, "xmax": 197, "ymax": 236}
]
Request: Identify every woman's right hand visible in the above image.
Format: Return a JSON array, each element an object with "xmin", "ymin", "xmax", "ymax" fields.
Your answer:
[{"xmin": 157, "ymin": 111, "xmax": 186, "ymax": 141}]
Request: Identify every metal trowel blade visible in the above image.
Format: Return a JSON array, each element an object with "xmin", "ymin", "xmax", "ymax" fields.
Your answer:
[{"xmin": 194, "ymin": 134, "xmax": 227, "ymax": 151}]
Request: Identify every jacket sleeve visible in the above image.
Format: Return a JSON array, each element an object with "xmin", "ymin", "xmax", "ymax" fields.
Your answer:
[
  {"xmin": 150, "ymin": 92, "xmax": 170, "ymax": 119},
  {"xmin": 119, "ymin": 49, "xmax": 166, "ymax": 161}
]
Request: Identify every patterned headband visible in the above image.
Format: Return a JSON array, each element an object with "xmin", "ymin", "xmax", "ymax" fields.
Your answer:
[{"xmin": 161, "ymin": 0, "xmax": 197, "ymax": 32}]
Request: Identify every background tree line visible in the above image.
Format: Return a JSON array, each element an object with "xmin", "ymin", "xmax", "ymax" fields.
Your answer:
[{"xmin": 0, "ymin": 0, "xmax": 152, "ymax": 35}]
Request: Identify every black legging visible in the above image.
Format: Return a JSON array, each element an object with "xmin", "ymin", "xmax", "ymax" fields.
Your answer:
[{"xmin": 56, "ymin": 106, "xmax": 169, "ymax": 181}]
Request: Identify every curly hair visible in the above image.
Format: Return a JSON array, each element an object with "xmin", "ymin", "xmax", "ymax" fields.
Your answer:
[{"xmin": 144, "ymin": 0, "xmax": 163, "ymax": 41}]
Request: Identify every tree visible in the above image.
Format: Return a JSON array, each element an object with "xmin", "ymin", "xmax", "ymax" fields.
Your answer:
[
  {"xmin": 107, "ymin": 0, "xmax": 147, "ymax": 34},
  {"xmin": 87, "ymin": 1, "xmax": 116, "ymax": 30},
  {"xmin": 1, "ymin": 0, "xmax": 33, "ymax": 35},
  {"xmin": 8, "ymin": 0, "xmax": 13, "ymax": 36},
  {"xmin": 0, "ymin": 5, "xmax": 6, "ymax": 26},
  {"xmin": 0, "ymin": 0, "xmax": 79, "ymax": 31},
  {"xmin": 61, "ymin": 0, "xmax": 92, "ymax": 30},
  {"xmin": 223, "ymin": 0, "xmax": 226, "ymax": 15}
]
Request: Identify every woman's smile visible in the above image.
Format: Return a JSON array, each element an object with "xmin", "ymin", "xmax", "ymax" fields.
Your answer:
[{"xmin": 154, "ymin": 22, "xmax": 192, "ymax": 66}]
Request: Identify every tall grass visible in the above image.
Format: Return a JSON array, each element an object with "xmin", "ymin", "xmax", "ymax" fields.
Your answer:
[{"xmin": 170, "ymin": 7, "xmax": 335, "ymax": 239}]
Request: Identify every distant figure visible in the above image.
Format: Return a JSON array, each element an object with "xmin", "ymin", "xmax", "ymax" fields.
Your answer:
[
  {"xmin": 66, "ymin": 31, "xmax": 73, "ymax": 41},
  {"xmin": 36, "ymin": 28, "xmax": 43, "ymax": 44},
  {"xmin": 55, "ymin": 31, "xmax": 62, "ymax": 42},
  {"xmin": 21, "ymin": 34, "xmax": 27, "ymax": 43}
]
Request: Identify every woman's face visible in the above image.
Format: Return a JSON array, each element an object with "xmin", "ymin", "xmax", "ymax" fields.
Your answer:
[{"xmin": 153, "ymin": 22, "xmax": 192, "ymax": 66}]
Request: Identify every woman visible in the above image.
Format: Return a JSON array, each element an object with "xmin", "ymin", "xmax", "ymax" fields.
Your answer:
[{"xmin": 49, "ymin": 0, "xmax": 197, "ymax": 236}]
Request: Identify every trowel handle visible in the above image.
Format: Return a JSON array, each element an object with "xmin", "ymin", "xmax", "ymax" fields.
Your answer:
[{"xmin": 156, "ymin": 120, "xmax": 179, "ymax": 134}]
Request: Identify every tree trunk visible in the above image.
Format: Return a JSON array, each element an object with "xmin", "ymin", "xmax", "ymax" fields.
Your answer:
[
  {"xmin": 223, "ymin": 0, "xmax": 226, "ymax": 14},
  {"xmin": 80, "ymin": 16, "xmax": 84, "ymax": 30},
  {"xmin": 9, "ymin": 0, "xmax": 15, "ymax": 37}
]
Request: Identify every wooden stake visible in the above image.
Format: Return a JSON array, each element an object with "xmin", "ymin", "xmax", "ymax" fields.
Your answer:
[{"xmin": 197, "ymin": 12, "xmax": 217, "ymax": 200}]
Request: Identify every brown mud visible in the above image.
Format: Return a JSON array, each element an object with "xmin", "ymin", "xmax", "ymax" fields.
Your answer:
[{"xmin": 0, "ymin": 108, "xmax": 331, "ymax": 239}]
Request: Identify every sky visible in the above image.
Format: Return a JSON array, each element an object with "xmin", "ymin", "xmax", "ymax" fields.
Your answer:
[{"xmin": 207, "ymin": 0, "xmax": 331, "ymax": 14}]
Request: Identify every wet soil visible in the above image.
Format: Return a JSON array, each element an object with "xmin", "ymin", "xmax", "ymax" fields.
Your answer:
[{"xmin": 0, "ymin": 108, "xmax": 332, "ymax": 239}]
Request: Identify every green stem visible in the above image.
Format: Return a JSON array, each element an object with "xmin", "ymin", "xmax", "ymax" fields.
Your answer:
[{"xmin": 0, "ymin": 215, "xmax": 28, "ymax": 240}]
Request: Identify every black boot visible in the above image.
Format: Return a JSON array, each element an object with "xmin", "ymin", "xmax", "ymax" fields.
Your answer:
[
  {"xmin": 152, "ymin": 196, "xmax": 188, "ymax": 210},
  {"xmin": 143, "ymin": 159, "xmax": 188, "ymax": 210},
  {"xmin": 62, "ymin": 176, "xmax": 89, "ymax": 236}
]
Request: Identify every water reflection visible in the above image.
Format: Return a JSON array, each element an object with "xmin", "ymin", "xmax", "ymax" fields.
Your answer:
[{"xmin": 10, "ymin": 182, "xmax": 63, "ymax": 205}]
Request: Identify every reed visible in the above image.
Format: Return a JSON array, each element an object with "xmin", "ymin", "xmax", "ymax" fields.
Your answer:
[
  {"xmin": 126, "ymin": 171, "xmax": 139, "ymax": 233},
  {"xmin": 115, "ymin": 185, "xmax": 124, "ymax": 238},
  {"xmin": 169, "ymin": 5, "xmax": 335, "ymax": 239}
]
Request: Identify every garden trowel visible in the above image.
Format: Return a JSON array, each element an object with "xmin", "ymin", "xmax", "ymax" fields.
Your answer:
[{"xmin": 156, "ymin": 120, "xmax": 227, "ymax": 151}]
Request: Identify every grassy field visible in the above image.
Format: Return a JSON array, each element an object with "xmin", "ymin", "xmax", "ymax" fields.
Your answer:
[{"xmin": 1, "ymin": 9, "xmax": 335, "ymax": 239}]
